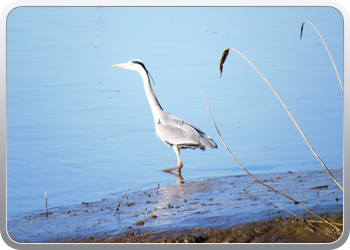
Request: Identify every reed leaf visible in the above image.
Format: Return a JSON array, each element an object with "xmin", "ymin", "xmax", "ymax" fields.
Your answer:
[
  {"xmin": 219, "ymin": 47, "xmax": 342, "ymax": 190},
  {"xmin": 300, "ymin": 20, "xmax": 343, "ymax": 91},
  {"xmin": 201, "ymin": 91, "xmax": 341, "ymax": 231}
]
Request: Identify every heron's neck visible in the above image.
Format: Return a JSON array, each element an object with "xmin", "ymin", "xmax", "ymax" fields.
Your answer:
[{"xmin": 138, "ymin": 69, "xmax": 163, "ymax": 121}]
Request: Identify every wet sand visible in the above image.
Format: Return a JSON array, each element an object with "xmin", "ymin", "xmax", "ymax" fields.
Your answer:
[
  {"xmin": 7, "ymin": 168, "xmax": 343, "ymax": 243},
  {"xmin": 62, "ymin": 212, "xmax": 343, "ymax": 243}
]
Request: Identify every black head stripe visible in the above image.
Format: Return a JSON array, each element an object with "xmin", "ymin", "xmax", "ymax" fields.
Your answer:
[
  {"xmin": 132, "ymin": 60, "xmax": 156, "ymax": 85},
  {"xmin": 131, "ymin": 60, "xmax": 147, "ymax": 72}
]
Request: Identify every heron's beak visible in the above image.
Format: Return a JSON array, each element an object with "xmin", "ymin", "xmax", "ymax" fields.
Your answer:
[{"xmin": 111, "ymin": 64, "xmax": 122, "ymax": 68}]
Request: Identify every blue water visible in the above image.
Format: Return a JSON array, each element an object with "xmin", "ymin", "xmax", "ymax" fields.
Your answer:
[{"xmin": 7, "ymin": 7, "xmax": 343, "ymax": 218}]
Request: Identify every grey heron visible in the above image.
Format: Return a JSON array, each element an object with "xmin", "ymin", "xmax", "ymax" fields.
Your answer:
[{"xmin": 111, "ymin": 59, "xmax": 217, "ymax": 173}]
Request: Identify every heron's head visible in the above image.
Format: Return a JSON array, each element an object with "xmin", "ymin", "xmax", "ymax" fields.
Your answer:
[
  {"xmin": 111, "ymin": 59, "xmax": 146, "ymax": 72},
  {"xmin": 111, "ymin": 59, "xmax": 155, "ymax": 84}
]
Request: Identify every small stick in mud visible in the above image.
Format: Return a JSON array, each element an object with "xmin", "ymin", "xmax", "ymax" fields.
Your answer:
[
  {"xmin": 114, "ymin": 180, "xmax": 134, "ymax": 216},
  {"xmin": 45, "ymin": 191, "xmax": 48, "ymax": 218},
  {"xmin": 144, "ymin": 230, "xmax": 153, "ymax": 236}
]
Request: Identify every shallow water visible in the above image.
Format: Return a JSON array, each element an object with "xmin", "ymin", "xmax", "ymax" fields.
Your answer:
[
  {"xmin": 7, "ymin": 168, "xmax": 343, "ymax": 243},
  {"xmin": 7, "ymin": 7, "xmax": 343, "ymax": 218}
]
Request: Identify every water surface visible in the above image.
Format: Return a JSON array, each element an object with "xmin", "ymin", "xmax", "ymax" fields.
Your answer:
[{"xmin": 7, "ymin": 7, "xmax": 343, "ymax": 218}]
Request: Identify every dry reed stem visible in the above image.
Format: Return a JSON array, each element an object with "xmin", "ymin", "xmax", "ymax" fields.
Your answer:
[
  {"xmin": 144, "ymin": 230, "xmax": 154, "ymax": 236},
  {"xmin": 300, "ymin": 21, "xmax": 343, "ymax": 92},
  {"xmin": 252, "ymin": 192, "xmax": 339, "ymax": 240},
  {"xmin": 201, "ymin": 91, "xmax": 341, "ymax": 231},
  {"xmin": 219, "ymin": 48, "xmax": 343, "ymax": 191},
  {"xmin": 114, "ymin": 180, "xmax": 134, "ymax": 216},
  {"xmin": 45, "ymin": 191, "xmax": 48, "ymax": 218},
  {"xmin": 307, "ymin": 221, "xmax": 343, "ymax": 226}
]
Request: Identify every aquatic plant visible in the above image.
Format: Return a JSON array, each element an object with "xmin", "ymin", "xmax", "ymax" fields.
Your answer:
[
  {"xmin": 218, "ymin": 47, "xmax": 342, "ymax": 191},
  {"xmin": 201, "ymin": 91, "xmax": 341, "ymax": 233},
  {"xmin": 300, "ymin": 20, "xmax": 343, "ymax": 92}
]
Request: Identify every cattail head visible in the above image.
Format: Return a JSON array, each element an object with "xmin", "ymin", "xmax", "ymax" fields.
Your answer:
[{"xmin": 220, "ymin": 48, "xmax": 230, "ymax": 77}]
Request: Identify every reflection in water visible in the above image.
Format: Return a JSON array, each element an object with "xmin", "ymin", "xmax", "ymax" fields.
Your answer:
[{"xmin": 162, "ymin": 169, "xmax": 184, "ymax": 183}]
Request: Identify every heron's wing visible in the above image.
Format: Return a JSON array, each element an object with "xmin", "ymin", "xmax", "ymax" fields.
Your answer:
[{"xmin": 156, "ymin": 112, "xmax": 217, "ymax": 148}]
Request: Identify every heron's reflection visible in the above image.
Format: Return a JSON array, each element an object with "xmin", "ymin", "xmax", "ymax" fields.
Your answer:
[{"xmin": 162, "ymin": 169, "xmax": 184, "ymax": 184}]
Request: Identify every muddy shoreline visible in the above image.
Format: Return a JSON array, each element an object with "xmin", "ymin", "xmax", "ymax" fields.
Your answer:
[
  {"xmin": 60, "ymin": 211, "xmax": 343, "ymax": 243},
  {"xmin": 7, "ymin": 168, "xmax": 343, "ymax": 243}
]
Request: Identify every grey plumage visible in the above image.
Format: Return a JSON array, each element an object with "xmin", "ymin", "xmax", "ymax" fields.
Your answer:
[{"xmin": 112, "ymin": 59, "xmax": 217, "ymax": 173}]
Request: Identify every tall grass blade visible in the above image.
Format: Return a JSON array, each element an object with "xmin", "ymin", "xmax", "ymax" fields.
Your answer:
[
  {"xmin": 201, "ymin": 91, "xmax": 341, "ymax": 231},
  {"xmin": 300, "ymin": 20, "xmax": 343, "ymax": 91},
  {"xmin": 219, "ymin": 48, "xmax": 343, "ymax": 190}
]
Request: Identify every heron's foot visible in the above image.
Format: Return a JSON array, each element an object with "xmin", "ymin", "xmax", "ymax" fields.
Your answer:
[
  {"xmin": 162, "ymin": 163, "xmax": 183, "ymax": 173},
  {"xmin": 162, "ymin": 167, "xmax": 177, "ymax": 172}
]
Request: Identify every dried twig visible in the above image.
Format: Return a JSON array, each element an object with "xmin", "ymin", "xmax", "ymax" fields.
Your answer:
[
  {"xmin": 144, "ymin": 230, "xmax": 153, "ymax": 236},
  {"xmin": 307, "ymin": 221, "xmax": 343, "ymax": 226},
  {"xmin": 252, "ymin": 192, "xmax": 339, "ymax": 241},
  {"xmin": 300, "ymin": 20, "xmax": 343, "ymax": 91},
  {"xmin": 114, "ymin": 180, "xmax": 134, "ymax": 216},
  {"xmin": 219, "ymin": 48, "xmax": 343, "ymax": 191},
  {"xmin": 201, "ymin": 91, "xmax": 341, "ymax": 231},
  {"xmin": 45, "ymin": 191, "xmax": 48, "ymax": 218}
]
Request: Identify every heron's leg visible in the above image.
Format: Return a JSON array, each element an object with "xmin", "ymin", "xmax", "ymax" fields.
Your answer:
[
  {"xmin": 173, "ymin": 146, "xmax": 183, "ymax": 172},
  {"xmin": 162, "ymin": 146, "xmax": 183, "ymax": 172}
]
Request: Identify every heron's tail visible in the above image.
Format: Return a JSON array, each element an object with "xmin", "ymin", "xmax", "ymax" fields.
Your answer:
[{"xmin": 202, "ymin": 136, "xmax": 218, "ymax": 149}]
